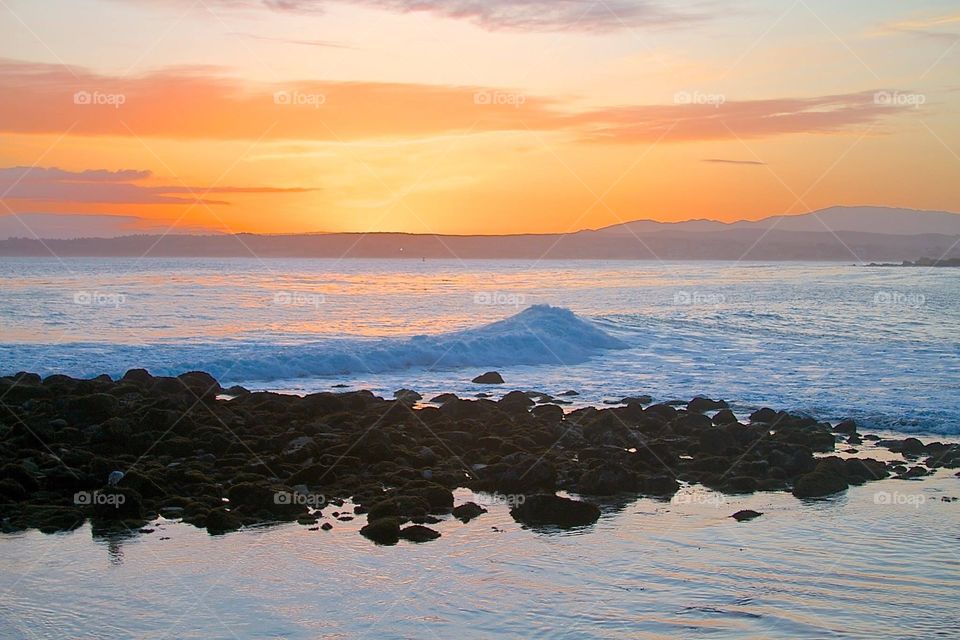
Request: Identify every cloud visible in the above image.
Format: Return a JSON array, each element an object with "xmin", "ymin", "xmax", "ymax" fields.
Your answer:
[
  {"xmin": 230, "ymin": 32, "xmax": 355, "ymax": 48},
  {"xmin": 0, "ymin": 213, "xmax": 217, "ymax": 239},
  {"xmin": 0, "ymin": 165, "xmax": 317, "ymax": 205},
  {"xmin": 578, "ymin": 92, "xmax": 908, "ymax": 142},
  {"xmin": 131, "ymin": 0, "xmax": 703, "ymax": 32},
  {"xmin": 872, "ymin": 13, "xmax": 960, "ymax": 42},
  {"xmin": 702, "ymin": 158, "xmax": 766, "ymax": 165},
  {"xmin": 354, "ymin": 0, "xmax": 700, "ymax": 32},
  {"xmin": 0, "ymin": 60, "xmax": 912, "ymax": 144}
]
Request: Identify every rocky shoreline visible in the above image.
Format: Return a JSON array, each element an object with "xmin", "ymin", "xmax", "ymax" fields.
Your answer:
[{"xmin": 1, "ymin": 370, "xmax": 957, "ymax": 544}]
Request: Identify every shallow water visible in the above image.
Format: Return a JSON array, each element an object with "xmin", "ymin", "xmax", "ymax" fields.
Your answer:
[
  {"xmin": 1, "ymin": 258, "xmax": 957, "ymax": 433},
  {"xmin": 2, "ymin": 474, "xmax": 959, "ymax": 639}
]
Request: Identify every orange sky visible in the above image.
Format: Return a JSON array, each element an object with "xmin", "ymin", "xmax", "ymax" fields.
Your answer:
[{"xmin": 1, "ymin": 0, "xmax": 958, "ymax": 236}]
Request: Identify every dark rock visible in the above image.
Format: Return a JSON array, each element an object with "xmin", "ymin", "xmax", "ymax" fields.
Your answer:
[
  {"xmin": 410, "ymin": 515, "xmax": 441, "ymax": 525},
  {"xmin": 901, "ymin": 438, "xmax": 926, "ymax": 455},
  {"xmin": 26, "ymin": 506, "xmax": 85, "ymax": 534},
  {"xmin": 288, "ymin": 463, "xmax": 339, "ymax": 486},
  {"xmin": 579, "ymin": 464, "xmax": 640, "ymax": 495},
  {"xmin": 452, "ymin": 502, "xmax": 487, "ymax": 523},
  {"xmin": 205, "ymin": 509, "xmax": 241, "ymax": 535},
  {"xmin": 1, "ymin": 464, "xmax": 40, "ymax": 492},
  {"xmin": 498, "ymin": 391, "xmax": 534, "ymax": 411},
  {"xmin": 712, "ymin": 409, "xmax": 738, "ymax": 425},
  {"xmin": 642, "ymin": 475, "xmax": 680, "ymax": 496},
  {"xmin": 13, "ymin": 372, "xmax": 42, "ymax": 386},
  {"xmin": 281, "ymin": 436, "xmax": 318, "ymax": 464},
  {"xmin": 415, "ymin": 446, "xmax": 438, "ymax": 466},
  {"xmin": 176, "ymin": 371, "xmax": 222, "ymax": 400},
  {"xmin": 898, "ymin": 466, "xmax": 929, "ymax": 479},
  {"xmin": 792, "ymin": 461, "xmax": 849, "ymax": 498},
  {"xmin": 121, "ymin": 369, "xmax": 154, "ymax": 386},
  {"xmin": 486, "ymin": 455, "xmax": 556, "ymax": 493},
  {"xmin": 411, "ymin": 483, "xmax": 455, "ymax": 512},
  {"xmin": 844, "ymin": 458, "xmax": 887, "ymax": 482},
  {"xmin": 360, "ymin": 517, "xmax": 401, "ymax": 544},
  {"xmin": 510, "ymin": 494, "xmax": 601, "ymax": 528},
  {"xmin": 393, "ymin": 389, "xmax": 422, "ymax": 404},
  {"xmin": 366, "ymin": 495, "xmax": 432, "ymax": 522},
  {"xmin": 644, "ymin": 404, "xmax": 678, "ymax": 421},
  {"xmin": 90, "ymin": 487, "xmax": 143, "ymax": 519},
  {"xmin": 68, "ymin": 393, "xmax": 120, "ymax": 423},
  {"xmin": 531, "ymin": 404, "xmax": 564, "ymax": 422},
  {"xmin": 223, "ymin": 385, "xmax": 250, "ymax": 396},
  {"xmin": 227, "ymin": 483, "xmax": 306, "ymax": 519},
  {"xmin": 699, "ymin": 429, "xmax": 734, "ymax": 456},
  {"xmin": 834, "ymin": 420, "xmax": 858, "ymax": 435},
  {"xmin": 731, "ymin": 509, "xmax": 762, "ymax": 522},
  {"xmin": 399, "ymin": 524, "xmax": 441, "ymax": 542},
  {"xmin": 749, "ymin": 407, "xmax": 778, "ymax": 423},
  {"xmin": 688, "ymin": 397, "xmax": 728, "ymax": 413},
  {"xmin": 472, "ymin": 371, "xmax": 504, "ymax": 384},
  {"xmin": 0, "ymin": 478, "xmax": 28, "ymax": 501}
]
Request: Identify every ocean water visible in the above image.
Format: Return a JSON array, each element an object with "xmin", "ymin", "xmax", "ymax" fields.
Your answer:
[
  {"xmin": 2, "ymin": 258, "xmax": 960, "ymax": 639},
  {"xmin": 2, "ymin": 477, "xmax": 959, "ymax": 639},
  {"xmin": 1, "ymin": 258, "xmax": 957, "ymax": 434}
]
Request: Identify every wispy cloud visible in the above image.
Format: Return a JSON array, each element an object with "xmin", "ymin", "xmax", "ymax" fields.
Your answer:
[
  {"xmin": 230, "ymin": 32, "xmax": 355, "ymax": 48},
  {"xmin": 0, "ymin": 60, "xmax": 913, "ymax": 144},
  {"xmin": 872, "ymin": 12, "xmax": 960, "ymax": 42},
  {"xmin": 130, "ymin": 0, "xmax": 706, "ymax": 32},
  {"xmin": 0, "ymin": 166, "xmax": 318, "ymax": 206},
  {"xmin": 702, "ymin": 158, "xmax": 766, "ymax": 165},
  {"xmin": 0, "ymin": 212, "xmax": 218, "ymax": 239},
  {"xmin": 578, "ymin": 92, "xmax": 909, "ymax": 143}
]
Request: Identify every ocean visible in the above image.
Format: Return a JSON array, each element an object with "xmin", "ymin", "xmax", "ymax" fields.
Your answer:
[
  {"xmin": 1, "ymin": 258, "xmax": 957, "ymax": 434},
  {"xmin": 2, "ymin": 258, "xmax": 959, "ymax": 639}
]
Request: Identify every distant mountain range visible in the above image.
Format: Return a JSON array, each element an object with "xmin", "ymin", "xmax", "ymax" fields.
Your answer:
[
  {"xmin": 596, "ymin": 206, "xmax": 960, "ymax": 236},
  {"xmin": 1, "ymin": 206, "xmax": 958, "ymax": 261}
]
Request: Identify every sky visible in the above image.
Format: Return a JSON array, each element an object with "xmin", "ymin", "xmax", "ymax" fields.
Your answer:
[{"xmin": 0, "ymin": 0, "xmax": 958, "ymax": 236}]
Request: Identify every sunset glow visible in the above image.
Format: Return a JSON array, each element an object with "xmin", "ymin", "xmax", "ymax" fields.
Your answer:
[{"xmin": 2, "ymin": 0, "xmax": 958, "ymax": 235}]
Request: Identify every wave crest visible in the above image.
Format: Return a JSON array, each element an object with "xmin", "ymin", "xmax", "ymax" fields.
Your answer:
[{"xmin": 0, "ymin": 305, "xmax": 626, "ymax": 383}]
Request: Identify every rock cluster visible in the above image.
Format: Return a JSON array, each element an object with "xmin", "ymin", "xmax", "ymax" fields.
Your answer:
[{"xmin": 1, "ymin": 371, "xmax": 956, "ymax": 542}]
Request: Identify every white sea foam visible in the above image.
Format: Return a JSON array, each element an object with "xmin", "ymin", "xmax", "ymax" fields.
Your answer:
[{"xmin": 0, "ymin": 305, "xmax": 626, "ymax": 383}]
